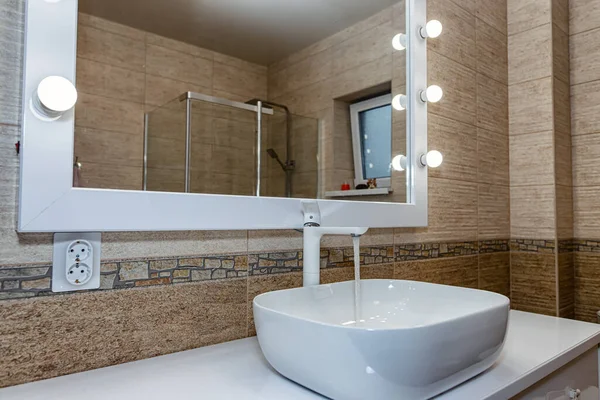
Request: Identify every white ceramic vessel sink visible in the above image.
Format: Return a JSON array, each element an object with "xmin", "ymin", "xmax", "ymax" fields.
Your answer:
[{"xmin": 254, "ymin": 279, "xmax": 510, "ymax": 400}]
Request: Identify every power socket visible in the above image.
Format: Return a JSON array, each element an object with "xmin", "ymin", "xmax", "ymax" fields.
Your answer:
[{"xmin": 53, "ymin": 233, "xmax": 101, "ymax": 292}]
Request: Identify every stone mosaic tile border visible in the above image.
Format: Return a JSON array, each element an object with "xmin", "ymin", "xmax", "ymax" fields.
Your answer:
[
  {"xmin": 573, "ymin": 239, "xmax": 600, "ymax": 253},
  {"xmin": 510, "ymin": 239, "xmax": 556, "ymax": 253},
  {"xmin": 248, "ymin": 246, "xmax": 395, "ymax": 276},
  {"xmin": 0, "ymin": 241, "xmax": 512, "ymax": 300}
]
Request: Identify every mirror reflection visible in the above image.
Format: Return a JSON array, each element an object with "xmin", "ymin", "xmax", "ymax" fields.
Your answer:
[{"xmin": 74, "ymin": 0, "xmax": 407, "ymax": 202}]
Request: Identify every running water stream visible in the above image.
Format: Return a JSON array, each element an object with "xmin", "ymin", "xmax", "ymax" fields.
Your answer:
[{"xmin": 353, "ymin": 235, "xmax": 362, "ymax": 326}]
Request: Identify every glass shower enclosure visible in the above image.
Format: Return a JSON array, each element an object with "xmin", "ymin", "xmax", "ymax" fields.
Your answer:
[{"xmin": 144, "ymin": 92, "xmax": 319, "ymax": 198}]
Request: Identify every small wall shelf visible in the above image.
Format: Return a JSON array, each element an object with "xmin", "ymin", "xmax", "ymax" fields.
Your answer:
[{"xmin": 325, "ymin": 188, "xmax": 392, "ymax": 198}]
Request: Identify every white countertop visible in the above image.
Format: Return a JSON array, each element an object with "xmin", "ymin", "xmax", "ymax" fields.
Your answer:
[{"xmin": 2, "ymin": 311, "xmax": 600, "ymax": 400}]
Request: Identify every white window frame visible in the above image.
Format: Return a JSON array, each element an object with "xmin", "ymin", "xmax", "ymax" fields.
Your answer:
[
  {"xmin": 17, "ymin": 0, "xmax": 429, "ymax": 232},
  {"xmin": 350, "ymin": 93, "xmax": 393, "ymax": 188}
]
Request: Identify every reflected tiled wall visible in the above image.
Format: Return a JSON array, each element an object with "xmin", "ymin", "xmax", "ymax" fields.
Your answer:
[
  {"xmin": 570, "ymin": 0, "xmax": 600, "ymax": 321},
  {"xmin": 74, "ymin": 13, "xmax": 268, "ymax": 191},
  {"xmin": 0, "ymin": 0, "xmax": 511, "ymax": 389}
]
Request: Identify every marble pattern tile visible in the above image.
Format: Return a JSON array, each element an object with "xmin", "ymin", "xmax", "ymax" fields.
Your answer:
[
  {"xmin": 569, "ymin": 0, "xmax": 600, "ymax": 35},
  {"xmin": 0, "ymin": 279, "xmax": 247, "ymax": 388},
  {"xmin": 476, "ymin": 0, "xmax": 508, "ymax": 35},
  {"xmin": 571, "ymin": 80, "xmax": 600, "ymax": 136}
]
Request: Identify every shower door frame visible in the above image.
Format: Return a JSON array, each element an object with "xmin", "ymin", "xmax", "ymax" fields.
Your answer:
[{"xmin": 143, "ymin": 92, "xmax": 273, "ymax": 194}]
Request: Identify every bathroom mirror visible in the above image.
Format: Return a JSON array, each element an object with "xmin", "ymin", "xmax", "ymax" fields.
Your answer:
[
  {"xmin": 18, "ymin": 0, "xmax": 427, "ymax": 232},
  {"xmin": 73, "ymin": 0, "xmax": 408, "ymax": 203}
]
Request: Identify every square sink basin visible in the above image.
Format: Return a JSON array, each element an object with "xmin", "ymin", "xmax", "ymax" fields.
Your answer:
[{"xmin": 253, "ymin": 279, "xmax": 509, "ymax": 399}]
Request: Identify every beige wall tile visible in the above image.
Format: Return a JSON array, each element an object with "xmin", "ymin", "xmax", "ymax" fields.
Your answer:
[
  {"xmin": 510, "ymin": 131, "xmax": 555, "ymax": 186},
  {"xmin": 428, "ymin": 50, "xmax": 477, "ymax": 126},
  {"xmin": 477, "ymin": 74, "xmax": 509, "ymax": 134},
  {"xmin": 554, "ymin": 78, "xmax": 572, "ymax": 136},
  {"xmin": 147, "ymin": 33, "xmax": 214, "ymax": 60},
  {"xmin": 285, "ymin": 49, "xmax": 332, "ymax": 94},
  {"xmin": 556, "ymin": 184, "xmax": 574, "ymax": 239},
  {"xmin": 477, "ymin": 0, "xmax": 508, "ymax": 35},
  {"xmin": 394, "ymin": 256, "xmax": 479, "ymax": 288},
  {"xmin": 476, "ymin": 18, "xmax": 508, "ymax": 84},
  {"xmin": 552, "ymin": 0, "xmax": 570, "ymax": 34},
  {"xmin": 0, "ymin": 15, "xmax": 24, "ymax": 125},
  {"xmin": 555, "ymin": 144, "xmax": 573, "ymax": 187},
  {"xmin": 330, "ymin": 54, "xmax": 392, "ymax": 100},
  {"xmin": 213, "ymin": 62, "xmax": 267, "ymax": 100},
  {"xmin": 428, "ymin": 114, "xmax": 478, "ymax": 182},
  {"xmin": 552, "ymin": 25, "xmax": 570, "ymax": 85},
  {"xmin": 79, "ymin": 162, "xmax": 142, "ymax": 190},
  {"xmin": 510, "ymin": 185, "xmax": 556, "ymax": 239},
  {"xmin": 507, "ymin": 0, "xmax": 551, "ymax": 36},
  {"xmin": 428, "ymin": 0, "xmax": 477, "ymax": 70},
  {"xmin": 508, "ymin": 24, "xmax": 552, "ymax": 85},
  {"xmin": 570, "ymin": 28, "xmax": 600, "ymax": 86},
  {"xmin": 569, "ymin": 0, "xmax": 600, "ymax": 35},
  {"xmin": 573, "ymin": 186, "xmax": 600, "ymax": 239},
  {"xmin": 331, "ymin": 22, "xmax": 393, "ymax": 77},
  {"xmin": 146, "ymin": 167, "xmax": 185, "ymax": 193},
  {"xmin": 395, "ymin": 178, "xmax": 478, "ymax": 243},
  {"xmin": 75, "ymin": 92, "xmax": 145, "ymax": 136},
  {"xmin": 77, "ymin": 25, "xmax": 145, "ymax": 72},
  {"xmin": 146, "ymin": 44, "xmax": 213, "ymax": 87},
  {"xmin": 511, "ymin": 252, "xmax": 556, "ymax": 315},
  {"xmin": 571, "ymin": 80, "xmax": 600, "ymax": 136},
  {"xmin": 74, "ymin": 127, "xmax": 143, "ymax": 167},
  {"xmin": 78, "ymin": 13, "xmax": 146, "ymax": 41},
  {"xmin": 144, "ymin": 74, "xmax": 211, "ymax": 107},
  {"xmin": 76, "ymin": 58, "xmax": 145, "ymax": 103},
  {"xmin": 479, "ymin": 252, "xmax": 510, "ymax": 296},
  {"xmin": 0, "ymin": 279, "xmax": 247, "ymax": 388},
  {"xmin": 479, "ymin": 184, "xmax": 510, "ymax": 240},
  {"xmin": 509, "ymin": 77, "xmax": 554, "ymax": 135},
  {"xmin": 477, "ymin": 128, "xmax": 510, "ymax": 186},
  {"xmin": 573, "ymin": 133, "xmax": 600, "ymax": 186}
]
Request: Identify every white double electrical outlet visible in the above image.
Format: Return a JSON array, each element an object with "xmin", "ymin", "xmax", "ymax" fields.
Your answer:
[{"xmin": 52, "ymin": 233, "xmax": 101, "ymax": 292}]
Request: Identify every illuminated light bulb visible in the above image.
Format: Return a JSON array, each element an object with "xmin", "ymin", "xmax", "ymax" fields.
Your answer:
[
  {"xmin": 420, "ymin": 20, "xmax": 443, "ymax": 39},
  {"xmin": 419, "ymin": 85, "xmax": 443, "ymax": 103},
  {"xmin": 392, "ymin": 33, "xmax": 406, "ymax": 50},
  {"xmin": 392, "ymin": 94, "xmax": 407, "ymax": 111},
  {"xmin": 31, "ymin": 76, "xmax": 78, "ymax": 121},
  {"xmin": 419, "ymin": 150, "xmax": 443, "ymax": 168},
  {"xmin": 391, "ymin": 155, "xmax": 407, "ymax": 172}
]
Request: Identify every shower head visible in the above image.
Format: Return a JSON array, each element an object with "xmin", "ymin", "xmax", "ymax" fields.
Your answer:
[{"xmin": 267, "ymin": 148, "xmax": 286, "ymax": 171}]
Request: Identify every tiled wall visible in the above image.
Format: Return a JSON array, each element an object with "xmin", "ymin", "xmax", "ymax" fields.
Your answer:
[
  {"xmin": 507, "ymin": 0, "xmax": 573, "ymax": 317},
  {"xmin": 570, "ymin": 0, "xmax": 600, "ymax": 321},
  {"xmin": 0, "ymin": 0, "xmax": 510, "ymax": 389},
  {"xmin": 74, "ymin": 13, "xmax": 268, "ymax": 191}
]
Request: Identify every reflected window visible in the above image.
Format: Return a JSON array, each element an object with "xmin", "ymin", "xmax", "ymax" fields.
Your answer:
[{"xmin": 350, "ymin": 94, "xmax": 392, "ymax": 187}]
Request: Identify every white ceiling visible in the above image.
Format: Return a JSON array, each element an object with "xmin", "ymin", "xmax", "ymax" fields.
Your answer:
[{"xmin": 78, "ymin": 0, "xmax": 399, "ymax": 66}]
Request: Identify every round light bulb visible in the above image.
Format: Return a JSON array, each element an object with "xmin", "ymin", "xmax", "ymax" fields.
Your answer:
[
  {"xmin": 421, "ymin": 150, "xmax": 443, "ymax": 168},
  {"xmin": 391, "ymin": 155, "xmax": 407, "ymax": 172},
  {"xmin": 31, "ymin": 76, "xmax": 78, "ymax": 121},
  {"xmin": 425, "ymin": 20, "xmax": 443, "ymax": 38},
  {"xmin": 420, "ymin": 85, "xmax": 443, "ymax": 103},
  {"xmin": 392, "ymin": 94, "xmax": 407, "ymax": 111},
  {"xmin": 392, "ymin": 33, "xmax": 406, "ymax": 51}
]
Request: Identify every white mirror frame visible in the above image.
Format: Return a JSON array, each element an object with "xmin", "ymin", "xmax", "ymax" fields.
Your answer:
[{"xmin": 18, "ymin": 0, "xmax": 428, "ymax": 233}]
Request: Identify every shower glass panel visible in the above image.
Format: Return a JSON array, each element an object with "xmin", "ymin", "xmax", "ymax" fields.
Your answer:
[
  {"xmin": 189, "ymin": 98, "xmax": 257, "ymax": 196},
  {"xmin": 145, "ymin": 97, "xmax": 187, "ymax": 192},
  {"xmin": 144, "ymin": 92, "xmax": 319, "ymax": 198}
]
